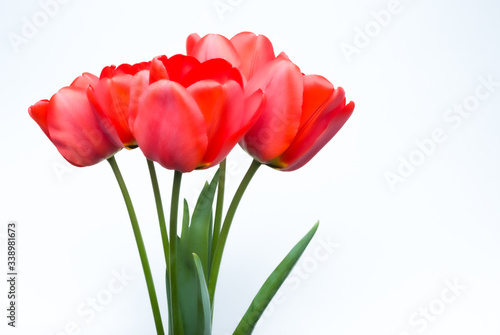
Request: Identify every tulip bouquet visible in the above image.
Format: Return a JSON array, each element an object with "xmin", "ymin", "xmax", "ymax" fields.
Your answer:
[{"xmin": 29, "ymin": 32, "xmax": 354, "ymax": 334}]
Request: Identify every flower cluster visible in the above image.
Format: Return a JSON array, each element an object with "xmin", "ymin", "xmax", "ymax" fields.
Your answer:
[
  {"xmin": 29, "ymin": 32, "xmax": 354, "ymax": 172},
  {"xmin": 29, "ymin": 32, "xmax": 356, "ymax": 335}
]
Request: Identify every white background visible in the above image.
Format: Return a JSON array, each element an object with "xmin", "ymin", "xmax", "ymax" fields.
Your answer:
[{"xmin": 1, "ymin": 0, "xmax": 500, "ymax": 334}]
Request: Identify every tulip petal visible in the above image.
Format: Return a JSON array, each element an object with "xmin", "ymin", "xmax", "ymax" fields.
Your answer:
[
  {"xmin": 272, "ymin": 86, "xmax": 345, "ymax": 168},
  {"xmin": 230, "ymin": 32, "xmax": 275, "ymax": 80},
  {"xmin": 188, "ymin": 80, "xmax": 245, "ymax": 167},
  {"xmin": 100, "ymin": 65, "xmax": 120, "ymax": 79},
  {"xmin": 116, "ymin": 62, "xmax": 150, "ymax": 75},
  {"xmin": 131, "ymin": 61, "xmax": 151, "ymax": 73},
  {"xmin": 88, "ymin": 74, "xmax": 135, "ymax": 147},
  {"xmin": 70, "ymin": 72, "xmax": 98, "ymax": 89},
  {"xmin": 241, "ymin": 57, "xmax": 303, "ymax": 162},
  {"xmin": 181, "ymin": 58, "xmax": 243, "ymax": 89},
  {"xmin": 186, "ymin": 33, "xmax": 201, "ymax": 55},
  {"xmin": 240, "ymin": 88, "xmax": 266, "ymax": 133},
  {"xmin": 235, "ymin": 88, "xmax": 266, "ymax": 151},
  {"xmin": 150, "ymin": 55, "xmax": 170, "ymax": 83},
  {"xmin": 187, "ymin": 80, "xmax": 224, "ymax": 137},
  {"xmin": 299, "ymin": 75, "xmax": 334, "ymax": 126},
  {"xmin": 187, "ymin": 34, "xmax": 241, "ymax": 68},
  {"xmin": 128, "ymin": 70, "xmax": 150, "ymax": 134},
  {"xmin": 281, "ymin": 99, "xmax": 354, "ymax": 171},
  {"xmin": 47, "ymin": 86, "xmax": 120, "ymax": 167},
  {"xmin": 164, "ymin": 54, "xmax": 200, "ymax": 84},
  {"xmin": 134, "ymin": 80, "xmax": 208, "ymax": 172},
  {"xmin": 28, "ymin": 99, "xmax": 50, "ymax": 139},
  {"xmin": 100, "ymin": 62, "xmax": 150, "ymax": 79}
]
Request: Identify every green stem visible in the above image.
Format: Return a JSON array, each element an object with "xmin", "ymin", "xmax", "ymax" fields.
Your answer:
[
  {"xmin": 208, "ymin": 159, "xmax": 261, "ymax": 308},
  {"xmin": 147, "ymin": 159, "xmax": 169, "ymax": 265},
  {"xmin": 107, "ymin": 156, "xmax": 164, "ymax": 335},
  {"xmin": 146, "ymin": 159, "xmax": 172, "ymax": 334},
  {"xmin": 169, "ymin": 170, "xmax": 184, "ymax": 335},
  {"xmin": 211, "ymin": 159, "xmax": 226, "ymax": 267}
]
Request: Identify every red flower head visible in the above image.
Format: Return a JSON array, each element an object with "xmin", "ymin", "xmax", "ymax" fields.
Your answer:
[
  {"xmin": 28, "ymin": 73, "xmax": 122, "ymax": 167},
  {"xmin": 186, "ymin": 32, "xmax": 275, "ymax": 82},
  {"xmin": 87, "ymin": 61, "xmax": 151, "ymax": 149},
  {"xmin": 240, "ymin": 53, "xmax": 355, "ymax": 171},
  {"xmin": 133, "ymin": 54, "xmax": 264, "ymax": 173}
]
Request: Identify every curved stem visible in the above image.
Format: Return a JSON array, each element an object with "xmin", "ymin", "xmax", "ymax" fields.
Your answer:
[
  {"xmin": 208, "ymin": 159, "xmax": 261, "ymax": 308},
  {"xmin": 169, "ymin": 170, "xmax": 184, "ymax": 334},
  {"xmin": 147, "ymin": 159, "xmax": 169, "ymax": 265},
  {"xmin": 107, "ymin": 156, "xmax": 164, "ymax": 335},
  {"xmin": 146, "ymin": 159, "xmax": 172, "ymax": 334}
]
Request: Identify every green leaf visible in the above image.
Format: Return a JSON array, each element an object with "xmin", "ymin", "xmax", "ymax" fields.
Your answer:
[
  {"xmin": 193, "ymin": 253, "xmax": 212, "ymax": 335},
  {"xmin": 180, "ymin": 199, "xmax": 190, "ymax": 244},
  {"xmin": 188, "ymin": 169, "xmax": 220, "ymax": 279},
  {"xmin": 174, "ymin": 200, "xmax": 191, "ymax": 334},
  {"xmin": 176, "ymin": 237, "xmax": 198, "ymax": 335},
  {"xmin": 233, "ymin": 222, "xmax": 320, "ymax": 335},
  {"xmin": 207, "ymin": 212, "xmax": 214, "ymax": 275},
  {"xmin": 173, "ymin": 170, "xmax": 219, "ymax": 335}
]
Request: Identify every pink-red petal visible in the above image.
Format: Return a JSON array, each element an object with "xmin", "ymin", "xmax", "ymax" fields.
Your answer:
[
  {"xmin": 274, "ymin": 87, "xmax": 345, "ymax": 168},
  {"xmin": 241, "ymin": 56, "xmax": 303, "ymax": 162},
  {"xmin": 187, "ymin": 34, "xmax": 241, "ymax": 68},
  {"xmin": 88, "ymin": 74, "xmax": 135, "ymax": 147},
  {"xmin": 128, "ymin": 70, "xmax": 150, "ymax": 135},
  {"xmin": 299, "ymin": 75, "xmax": 335, "ymax": 126},
  {"xmin": 186, "ymin": 33, "xmax": 201, "ymax": 55},
  {"xmin": 150, "ymin": 55, "xmax": 170, "ymax": 83},
  {"xmin": 47, "ymin": 86, "xmax": 120, "ymax": 167},
  {"xmin": 134, "ymin": 81, "xmax": 208, "ymax": 172},
  {"xmin": 230, "ymin": 32, "xmax": 275, "ymax": 80},
  {"xmin": 70, "ymin": 73, "xmax": 98, "ymax": 89},
  {"xmin": 188, "ymin": 80, "xmax": 245, "ymax": 167},
  {"xmin": 100, "ymin": 62, "xmax": 151, "ymax": 79},
  {"xmin": 28, "ymin": 99, "xmax": 50, "ymax": 139},
  {"xmin": 281, "ymin": 100, "xmax": 354, "ymax": 171},
  {"xmin": 163, "ymin": 54, "xmax": 200, "ymax": 84},
  {"xmin": 180, "ymin": 58, "xmax": 242, "ymax": 88}
]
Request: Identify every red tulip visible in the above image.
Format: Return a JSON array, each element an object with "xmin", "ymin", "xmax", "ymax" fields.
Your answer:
[
  {"xmin": 87, "ymin": 62, "xmax": 151, "ymax": 148},
  {"xmin": 133, "ymin": 55, "xmax": 264, "ymax": 172},
  {"xmin": 186, "ymin": 32, "xmax": 275, "ymax": 82},
  {"xmin": 240, "ymin": 53, "xmax": 355, "ymax": 171},
  {"xmin": 28, "ymin": 73, "xmax": 122, "ymax": 167}
]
